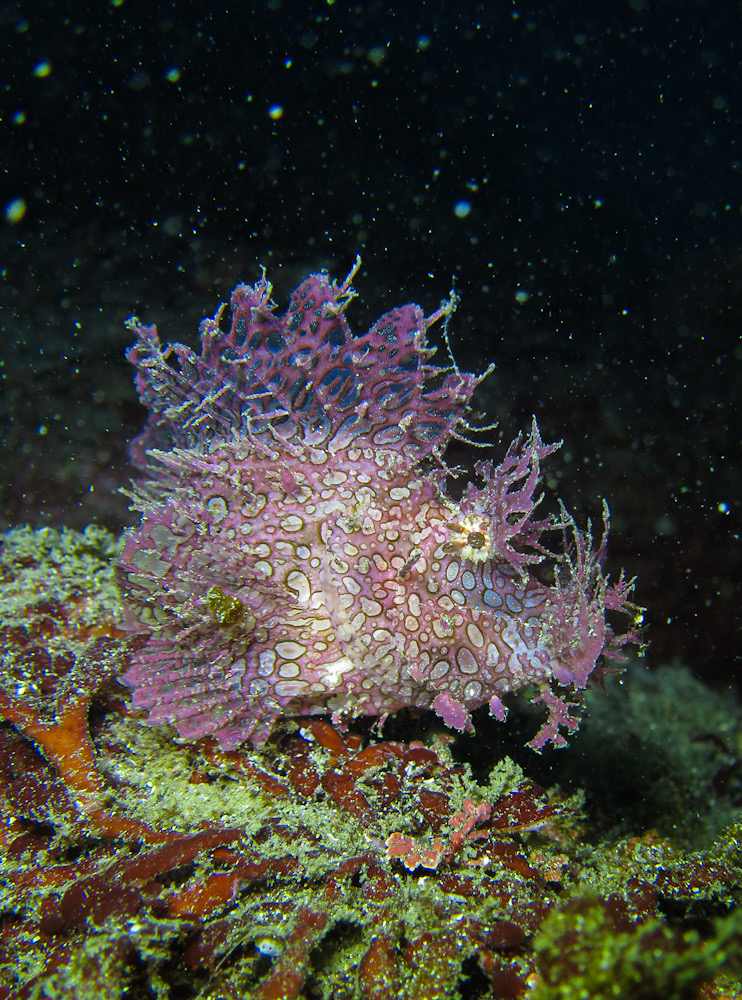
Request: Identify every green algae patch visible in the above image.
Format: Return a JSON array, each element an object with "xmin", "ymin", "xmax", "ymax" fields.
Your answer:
[
  {"xmin": 0, "ymin": 525, "xmax": 124, "ymax": 699},
  {"xmin": 532, "ymin": 894, "xmax": 742, "ymax": 1000},
  {"xmin": 551, "ymin": 661, "xmax": 742, "ymax": 848},
  {"xmin": 0, "ymin": 524, "xmax": 123, "ymax": 621}
]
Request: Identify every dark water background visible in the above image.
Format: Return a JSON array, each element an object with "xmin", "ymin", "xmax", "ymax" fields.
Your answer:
[{"xmin": 1, "ymin": 0, "xmax": 740, "ymax": 691}]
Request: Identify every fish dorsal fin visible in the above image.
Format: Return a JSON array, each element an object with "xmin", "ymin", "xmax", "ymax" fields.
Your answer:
[{"xmin": 126, "ymin": 265, "xmax": 487, "ymax": 469}]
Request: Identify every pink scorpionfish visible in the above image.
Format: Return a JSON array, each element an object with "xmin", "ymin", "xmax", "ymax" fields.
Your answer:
[{"xmin": 119, "ymin": 259, "xmax": 640, "ymax": 751}]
